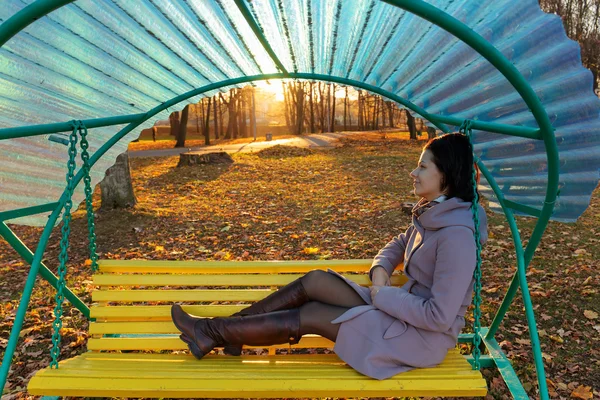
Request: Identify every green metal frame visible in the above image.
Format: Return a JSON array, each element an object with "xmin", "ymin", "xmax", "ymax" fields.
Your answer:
[{"xmin": 0, "ymin": 0, "xmax": 561, "ymax": 399}]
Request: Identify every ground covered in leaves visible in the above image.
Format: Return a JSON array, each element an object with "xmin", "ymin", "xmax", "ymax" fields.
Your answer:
[{"xmin": 1, "ymin": 132, "xmax": 598, "ymax": 399}]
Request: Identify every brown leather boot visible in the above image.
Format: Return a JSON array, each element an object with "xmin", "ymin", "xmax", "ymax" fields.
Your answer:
[
  {"xmin": 176, "ymin": 279, "xmax": 308, "ymax": 356},
  {"xmin": 171, "ymin": 304, "xmax": 301, "ymax": 360},
  {"xmin": 218, "ymin": 279, "xmax": 308, "ymax": 355}
]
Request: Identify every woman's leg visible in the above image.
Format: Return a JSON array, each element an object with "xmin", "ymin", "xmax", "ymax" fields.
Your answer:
[
  {"xmin": 300, "ymin": 270, "xmax": 367, "ymax": 308},
  {"xmin": 221, "ymin": 269, "xmax": 365, "ymax": 355},
  {"xmin": 298, "ymin": 301, "xmax": 350, "ymax": 341}
]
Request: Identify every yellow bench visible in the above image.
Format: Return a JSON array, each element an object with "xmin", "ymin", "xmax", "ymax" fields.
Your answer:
[{"xmin": 28, "ymin": 259, "xmax": 488, "ymax": 398}]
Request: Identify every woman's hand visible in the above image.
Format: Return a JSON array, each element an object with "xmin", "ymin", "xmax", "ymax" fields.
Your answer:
[
  {"xmin": 371, "ymin": 266, "xmax": 391, "ymax": 287},
  {"xmin": 370, "ymin": 285, "xmax": 382, "ymax": 303}
]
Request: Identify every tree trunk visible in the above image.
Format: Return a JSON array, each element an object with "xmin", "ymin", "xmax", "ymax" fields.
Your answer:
[
  {"xmin": 231, "ymin": 90, "xmax": 239, "ymax": 139},
  {"xmin": 344, "ymin": 86, "xmax": 348, "ymax": 131},
  {"xmin": 427, "ymin": 126, "xmax": 436, "ymax": 140},
  {"xmin": 283, "ymin": 82, "xmax": 292, "ymax": 132},
  {"xmin": 407, "ymin": 111, "xmax": 418, "ymax": 140},
  {"xmin": 296, "ymin": 83, "xmax": 305, "ymax": 135},
  {"xmin": 380, "ymin": 98, "xmax": 386, "ymax": 129},
  {"xmin": 330, "ymin": 84, "xmax": 336, "ymax": 132},
  {"xmin": 100, "ymin": 152, "xmax": 137, "ymax": 211},
  {"xmin": 348, "ymin": 96, "xmax": 352, "ymax": 128},
  {"xmin": 219, "ymin": 93, "xmax": 226, "ymax": 139},
  {"xmin": 309, "ymin": 82, "xmax": 315, "ymax": 133},
  {"xmin": 318, "ymin": 82, "xmax": 325, "ymax": 132},
  {"xmin": 372, "ymin": 96, "xmax": 379, "ymax": 130},
  {"xmin": 240, "ymin": 89, "xmax": 247, "ymax": 138},
  {"xmin": 175, "ymin": 105, "xmax": 189, "ymax": 148},
  {"xmin": 204, "ymin": 98, "xmax": 212, "ymax": 145},
  {"xmin": 169, "ymin": 112, "xmax": 180, "ymax": 137},
  {"xmin": 387, "ymin": 102, "xmax": 394, "ymax": 128},
  {"xmin": 213, "ymin": 95, "xmax": 219, "ymax": 140},
  {"xmin": 178, "ymin": 151, "xmax": 233, "ymax": 167},
  {"xmin": 358, "ymin": 91, "xmax": 363, "ymax": 131},
  {"xmin": 250, "ymin": 87, "xmax": 257, "ymax": 140},
  {"xmin": 195, "ymin": 103, "xmax": 200, "ymax": 135}
]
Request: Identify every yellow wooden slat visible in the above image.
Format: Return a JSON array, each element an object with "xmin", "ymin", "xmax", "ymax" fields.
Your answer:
[
  {"xmin": 28, "ymin": 349, "xmax": 487, "ymax": 398},
  {"xmin": 62, "ymin": 355, "xmax": 472, "ymax": 373},
  {"xmin": 98, "ymin": 259, "xmax": 384, "ymax": 274},
  {"xmin": 89, "ymin": 321, "xmax": 178, "ymax": 334},
  {"xmin": 29, "ymin": 351, "xmax": 486, "ymax": 398},
  {"xmin": 93, "ymin": 273, "xmax": 407, "ymax": 287},
  {"xmin": 87, "ymin": 335, "xmax": 333, "ymax": 351},
  {"xmin": 92, "ymin": 289, "xmax": 274, "ymax": 303},
  {"xmin": 28, "ymin": 360, "xmax": 481, "ymax": 378},
  {"xmin": 29, "ymin": 377, "xmax": 487, "ymax": 398},
  {"xmin": 90, "ymin": 305, "xmax": 244, "ymax": 321},
  {"xmin": 79, "ymin": 351, "xmax": 468, "ymax": 363}
]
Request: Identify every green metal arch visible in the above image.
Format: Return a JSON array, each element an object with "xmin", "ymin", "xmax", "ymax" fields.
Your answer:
[{"xmin": 0, "ymin": 1, "xmax": 560, "ymax": 398}]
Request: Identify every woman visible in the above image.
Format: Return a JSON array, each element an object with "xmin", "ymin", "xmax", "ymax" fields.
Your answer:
[{"xmin": 171, "ymin": 133, "xmax": 488, "ymax": 380}]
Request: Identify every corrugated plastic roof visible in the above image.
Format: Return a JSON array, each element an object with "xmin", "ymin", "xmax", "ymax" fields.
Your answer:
[{"xmin": 1, "ymin": 0, "xmax": 599, "ymax": 225}]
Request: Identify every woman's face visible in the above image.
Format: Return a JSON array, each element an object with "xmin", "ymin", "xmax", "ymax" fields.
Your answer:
[{"xmin": 410, "ymin": 149, "xmax": 445, "ymax": 201}]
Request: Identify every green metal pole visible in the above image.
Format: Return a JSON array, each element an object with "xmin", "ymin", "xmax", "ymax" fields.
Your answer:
[
  {"xmin": 0, "ymin": 221, "xmax": 90, "ymax": 318},
  {"xmin": 0, "ymin": 0, "xmax": 75, "ymax": 48},
  {"xmin": 479, "ymin": 328, "xmax": 529, "ymax": 398},
  {"xmin": 0, "ymin": 203, "xmax": 59, "ymax": 222},
  {"xmin": 427, "ymin": 114, "xmax": 543, "ymax": 140},
  {"xmin": 0, "ymin": 205, "xmax": 63, "ymax": 393},
  {"xmin": 0, "ymin": 113, "xmax": 146, "ymax": 141},
  {"xmin": 232, "ymin": 0, "xmax": 288, "ymax": 75},
  {"xmin": 477, "ymin": 159, "xmax": 548, "ymax": 400}
]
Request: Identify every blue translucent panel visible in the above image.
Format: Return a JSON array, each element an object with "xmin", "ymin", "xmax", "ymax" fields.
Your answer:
[{"xmin": 0, "ymin": 0, "xmax": 599, "ymax": 226}]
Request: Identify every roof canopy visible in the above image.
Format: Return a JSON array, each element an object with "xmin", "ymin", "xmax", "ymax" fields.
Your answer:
[{"xmin": 1, "ymin": 0, "xmax": 599, "ymax": 226}]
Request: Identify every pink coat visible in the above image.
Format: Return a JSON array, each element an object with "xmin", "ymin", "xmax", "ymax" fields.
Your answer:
[{"xmin": 329, "ymin": 197, "xmax": 488, "ymax": 380}]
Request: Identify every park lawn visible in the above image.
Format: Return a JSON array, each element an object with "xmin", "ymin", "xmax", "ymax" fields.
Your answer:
[{"xmin": 0, "ymin": 132, "xmax": 598, "ymax": 399}]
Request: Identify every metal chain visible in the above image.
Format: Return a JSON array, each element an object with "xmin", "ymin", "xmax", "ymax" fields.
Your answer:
[
  {"xmin": 50, "ymin": 125, "xmax": 78, "ymax": 368},
  {"xmin": 79, "ymin": 123, "xmax": 99, "ymax": 272},
  {"xmin": 459, "ymin": 120, "xmax": 483, "ymax": 370}
]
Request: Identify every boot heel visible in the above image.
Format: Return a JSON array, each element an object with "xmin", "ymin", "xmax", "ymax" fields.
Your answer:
[
  {"xmin": 223, "ymin": 344, "xmax": 242, "ymax": 356},
  {"xmin": 179, "ymin": 334, "xmax": 205, "ymax": 360}
]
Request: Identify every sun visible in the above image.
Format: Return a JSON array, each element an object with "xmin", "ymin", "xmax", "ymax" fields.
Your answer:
[{"xmin": 254, "ymin": 79, "xmax": 285, "ymax": 102}]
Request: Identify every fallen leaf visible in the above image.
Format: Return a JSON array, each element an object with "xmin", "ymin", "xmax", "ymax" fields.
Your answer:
[
  {"xmin": 584, "ymin": 310, "xmax": 598, "ymax": 320},
  {"xmin": 582, "ymin": 276, "xmax": 592, "ymax": 285},
  {"xmin": 303, "ymin": 247, "xmax": 319, "ymax": 255},
  {"xmin": 570, "ymin": 385, "xmax": 593, "ymax": 399}
]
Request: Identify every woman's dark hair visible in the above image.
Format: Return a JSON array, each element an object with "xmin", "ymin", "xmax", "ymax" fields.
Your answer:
[{"xmin": 423, "ymin": 133, "xmax": 480, "ymax": 203}]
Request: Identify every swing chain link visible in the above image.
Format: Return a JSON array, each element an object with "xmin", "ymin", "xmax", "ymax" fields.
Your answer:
[
  {"xmin": 50, "ymin": 124, "xmax": 79, "ymax": 369},
  {"xmin": 459, "ymin": 120, "xmax": 483, "ymax": 370},
  {"xmin": 79, "ymin": 123, "xmax": 99, "ymax": 272}
]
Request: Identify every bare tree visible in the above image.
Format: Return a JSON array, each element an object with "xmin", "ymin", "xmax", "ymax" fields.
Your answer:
[
  {"xmin": 343, "ymin": 86, "xmax": 348, "ymax": 131},
  {"xmin": 213, "ymin": 95, "xmax": 219, "ymax": 140},
  {"xmin": 175, "ymin": 105, "xmax": 190, "ymax": 148},
  {"xmin": 539, "ymin": 0, "xmax": 600, "ymax": 91},
  {"xmin": 309, "ymin": 82, "xmax": 316, "ymax": 133},
  {"xmin": 169, "ymin": 111, "xmax": 180, "ymax": 137},
  {"xmin": 406, "ymin": 110, "xmax": 418, "ymax": 140},
  {"xmin": 204, "ymin": 98, "xmax": 212, "ymax": 145}
]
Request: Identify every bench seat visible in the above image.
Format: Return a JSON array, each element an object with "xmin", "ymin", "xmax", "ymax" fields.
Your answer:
[
  {"xmin": 27, "ymin": 259, "xmax": 487, "ymax": 398},
  {"xmin": 28, "ymin": 351, "xmax": 487, "ymax": 398}
]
